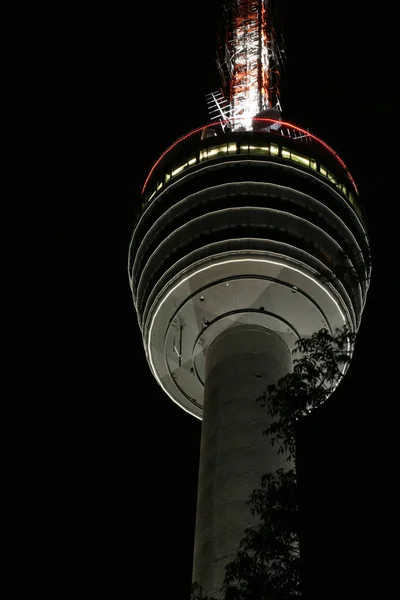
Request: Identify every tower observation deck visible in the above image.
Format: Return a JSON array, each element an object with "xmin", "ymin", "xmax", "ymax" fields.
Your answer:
[{"xmin": 128, "ymin": 2, "xmax": 371, "ymax": 597}]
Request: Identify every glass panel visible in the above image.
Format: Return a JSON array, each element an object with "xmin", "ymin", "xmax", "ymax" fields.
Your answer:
[
  {"xmin": 217, "ymin": 144, "xmax": 229, "ymax": 154},
  {"xmin": 282, "ymin": 148, "xmax": 291, "ymax": 159},
  {"xmin": 188, "ymin": 157, "xmax": 197, "ymax": 165},
  {"xmin": 249, "ymin": 145, "xmax": 270, "ymax": 155},
  {"xmin": 207, "ymin": 147, "xmax": 222, "ymax": 157},
  {"xmin": 327, "ymin": 171, "xmax": 337, "ymax": 184},
  {"xmin": 165, "ymin": 173, "xmax": 171, "ymax": 183},
  {"xmin": 240, "ymin": 145, "xmax": 249, "ymax": 153},
  {"xmin": 270, "ymin": 144, "xmax": 279, "ymax": 156},
  {"xmin": 310, "ymin": 160, "xmax": 317, "ymax": 170},
  {"xmin": 157, "ymin": 182, "xmax": 163, "ymax": 191},
  {"xmin": 291, "ymin": 152, "xmax": 310, "ymax": 167},
  {"xmin": 200, "ymin": 144, "xmax": 232, "ymax": 160},
  {"xmin": 320, "ymin": 165, "xmax": 327, "ymax": 176},
  {"xmin": 171, "ymin": 164, "xmax": 186, "ymax": 176}
]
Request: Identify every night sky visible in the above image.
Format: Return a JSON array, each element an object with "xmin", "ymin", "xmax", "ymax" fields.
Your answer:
[{"xmin": 11, "ymin": 1, "xmax": 392, "ymax": 597}]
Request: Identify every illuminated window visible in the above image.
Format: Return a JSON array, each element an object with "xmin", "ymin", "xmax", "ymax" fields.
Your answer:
[
  {"xmin": 282, "ymin": 148, "xmax": 291, "ymax": 159},
  {"xmin": 188, "ymin": 157, "xmax": 197, "ymax": 165},
  {"xmin": 348, "ymin": 191, "xmax": 355, "ymax": 206},
  {"xmin": 157, "ymin": 181, "xmax": 163, "ymax": 191},
  {"xmin": 200, "ymin": 144, "xmax": 233, "ymax": 161},
  {"xmin": 320, "ymin": 165, "xmax": 327, "ymax": 176},
  {"xmin": 171, "ymin": 164, "xmax": 186, "ymax": 177},
  {"xmin": 291, "ymin": 152, "xmax": 310, "ymax": 168},
  {"xmin": 240, "ymin": 145, "xmax": 249, "ymax": 153},
  {"xmin": 216, "ymin": 144, "xmax": 229, "ymax": 154},
  {"xmin": 270, "ymin": 144, "xmax": 279, "ymax": 156},
  {"xmin": 165, "ymin": 173, "xmax": 171, "ymax": 183},
  {"xmin": 147, "ymin": 190, "xmax": 156, "ymax": 203},
  {"xmin": 327, "ymin": 171, "xmax": 337, "ymax": 184},
  {"xmin": 248, "ymin": 145, "xmax": 270, "ymax": 155}
]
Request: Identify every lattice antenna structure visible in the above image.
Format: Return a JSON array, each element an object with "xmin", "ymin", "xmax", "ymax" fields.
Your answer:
[{"xmin": 209, "ymin": 0, "xmax": 285, "ymax": 131}]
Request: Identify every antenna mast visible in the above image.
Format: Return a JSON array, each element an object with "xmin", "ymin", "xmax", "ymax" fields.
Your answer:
[{"xmin": 208, "ymin": 0, "xmax": 284, "ymax": 131}]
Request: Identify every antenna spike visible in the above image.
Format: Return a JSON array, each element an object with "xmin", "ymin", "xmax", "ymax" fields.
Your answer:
[{"xmin": 208, "ymin": 1, "xmax": 284, "ymax": 131}]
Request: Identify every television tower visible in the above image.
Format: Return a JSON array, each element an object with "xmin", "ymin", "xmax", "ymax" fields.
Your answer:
[{"xmin": 128, "ymin": 1, "xmax": 371, "ymax": 596}]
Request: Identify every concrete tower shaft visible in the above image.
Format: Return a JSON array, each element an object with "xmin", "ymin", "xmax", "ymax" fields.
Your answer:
[{"xmin": 193, "ymin": 324, "xmax": 293, "ymax": 596}]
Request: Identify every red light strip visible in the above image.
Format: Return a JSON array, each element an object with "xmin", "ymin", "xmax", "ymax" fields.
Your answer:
[{"xmin": 141, "ymin": 118, "xmax": 358, "ymax": 196}]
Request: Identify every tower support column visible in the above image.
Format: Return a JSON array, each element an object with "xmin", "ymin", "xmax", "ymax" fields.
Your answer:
[{"xmin": 192, "ymin": 324, "xmax": 292, "ymax": 598}]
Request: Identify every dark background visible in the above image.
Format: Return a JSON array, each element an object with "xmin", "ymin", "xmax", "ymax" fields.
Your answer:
[{"xmin": 10, "ymin": 1, "xmax": 392, "ymax": 597}]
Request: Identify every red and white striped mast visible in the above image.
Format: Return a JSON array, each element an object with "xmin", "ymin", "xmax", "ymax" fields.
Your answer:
[{"xmin": 208, "ymin": 0, "xmax": 284, "ymax": 131}]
